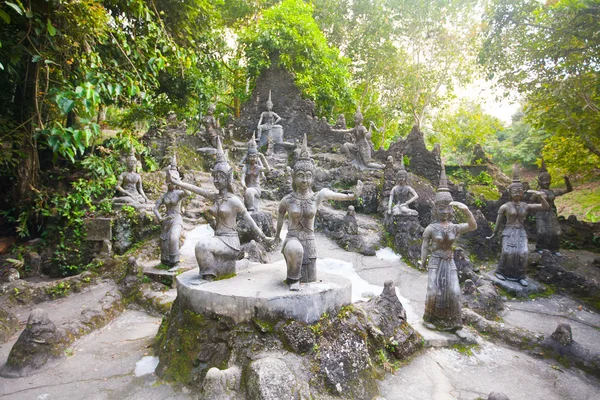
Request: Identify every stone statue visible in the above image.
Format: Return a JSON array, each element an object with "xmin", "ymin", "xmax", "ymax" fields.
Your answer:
[
  {"xmin": 240, "ymin": 133, "xmax": 270, "ymax": 213},
  {"xmin": 275, "ymin": 134, "xmax": 363, "ymax": 291},
  {"xmin": 169, "ymin": 137, "xmax": 273, "ymax": 281},
  {"xmin": 535, "ymin": 159, "xmax": 572, "ymax": 255},
  {"xmin": 154, "ymin": 154, "xmax": 189, "ymax": 270},
  {"xmin": 331, "ymin": 106, "xmax": 383, "ymax": 170},
  {"xmin": 421, "ymin": 166, "xmax": 477, "ymax": 331},
  {"xmin": 256, "ymin": 90, "xmax": 283, "ymax": 148},
  {"xmin": 486, "ymin": 165, "xmax": 549, "ymax": 286},
  {"xmin": 201, "ymin": 103, "xmax": 222, "ymax": 148},
  {"xmin": 113, "ymin": 148, "xmax": 149, "ymax": 206},
  {"xmin": 334, "ymin": 113, "xmax": 347, "ymax": 129},
  {"xmin": 388, "ymin": 155, "xmax": 419, "ymax": 216}
]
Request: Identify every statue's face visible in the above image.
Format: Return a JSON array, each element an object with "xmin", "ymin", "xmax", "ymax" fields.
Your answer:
[
  {"xmin": 266, "ymin": 101, "xmax": 273, "ymax": 111},
  {"xmin": 248, "ymin": 154, "xmax": 258, "ymax": 165},
  {"xmin": 436, "ymin": 204, "xmax": 451, "ymax": 222},
  {"xmin": 354, "ymin": 114, "xmax": 363, "ymax": 125},
  {"xmin": 397, "ymin": 173, "xmax": 408, "ymax": 185},
  {"xmin": 213, "ymin": 171, "xmax": 229, "ymax": 190},
  {"xmin": 510, "ymin": 186, "xmax": 523, "ymax": 201},
  {"xmin": 538, "ymin": 174, "xmax": 550, "ymax": 189},
  {"xmin": 294, "ymin": 169, "xmax": 313, "ymax": 191},
  {"xmin": 126, "ymin": 158, "xmax": 136, "ymax": 171}
]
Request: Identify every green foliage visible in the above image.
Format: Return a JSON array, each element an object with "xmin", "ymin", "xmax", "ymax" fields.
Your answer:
[
  {"xmin": 480, "ymin": 0, "xmax": 600, "ymax": 176},
  {"xmin": 240, "ymin": 0, "xmax": 355, "ymax": 118}
]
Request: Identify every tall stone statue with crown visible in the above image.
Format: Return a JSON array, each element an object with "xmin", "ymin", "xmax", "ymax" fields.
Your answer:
[{"xmin": 256, "ymin": 90, "xmax": 284, "ymax": 150}]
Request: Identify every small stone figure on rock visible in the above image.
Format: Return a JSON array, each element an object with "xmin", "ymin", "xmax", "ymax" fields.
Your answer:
[
  {"xmin": 240, "ymin": 133, "xmax": 271, "ymax": 212},
  {"xmin": 113, "ymin": 148, "xmax": 149, "ymax": 206},
  {"xmin": 388, "ymin": 155, "xmax": 419, "ymax": 216},
  {"xmin": 487, "ymin": 165, "xmax": 549, "ymax": 286},
  {"xmin": 535, "ymin": 159, "xmax": 572, "ymax": 255},
  {"xmin": 154, "ymin": 154, "xmax": 189, "ymax": 270},
  {"xmin": 256, "ymin": 90, "xmax": 283, "ymax": 149},
  {"xmin": 275, "ymin": 135, "xmax": 363, "ymax": 291},
  {"xmin": 334, "ymin": 113, "xmax": 347, "ymax": 129},
  {"xmin": 421, "ymin": 166, "xmax": 477, "ymax": 331},
  {"xmin": 201, "ymin": 103, "xmax": 222, "ymax": 148},
  {"xmin": 169, "ymin": 137, "xmax": 273, "ymax": 281},
  {"xmin": 331, "ymin": 106, "xmax": 384, "ymax": 170}
]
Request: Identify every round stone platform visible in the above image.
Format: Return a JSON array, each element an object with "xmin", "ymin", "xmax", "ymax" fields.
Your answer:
[{"xmin": 176, "ymin": 261, "xmax": 352, "ymax": 324}]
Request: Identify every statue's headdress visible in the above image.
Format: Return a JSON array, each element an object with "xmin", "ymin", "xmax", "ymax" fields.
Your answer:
[
  {"xmin": 354, "ymin": 104, "xmax": 363, "ymax": 120},
  {"xmin": 538, "ymin": 158, "xmax": 550, "ymax": 182},
  {"xmin": 166, "ymin": 152, "xmax": 180, "ymax": 183},
  {"xmin": 247, "ymin": 132, "xmax": 258, "ymax": 156},
  {"xmin": 293, "ymin": 134, "xmax": 315, "ymax": 172},
  {"xmin": 213, "ymin": 136, "xmax": 232, "ymax": 175},
  {"xmin": 398, "ymin": 154, "xmax": 408, "ymax": 177},
  {"xmin": 266, "ymin": 90, "xmax": 273, "ymax": 107},
  {"xmin": 434, "ymin": 163, "xmax": 453, "ymax": 206},
  {"xmin": 509, "ymin": 163, "xmax": 523, "ymax": 190}
]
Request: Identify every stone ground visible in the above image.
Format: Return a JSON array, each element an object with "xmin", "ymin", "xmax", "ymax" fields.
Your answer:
[{"xmin": 1, "ymin": 215, "xmax": 600, "ymax": 399}]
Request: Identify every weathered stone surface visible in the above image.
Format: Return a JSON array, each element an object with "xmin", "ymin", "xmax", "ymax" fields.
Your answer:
[
  {"xmin": 176, "ymin": 263, "xmax": 352, "ymax": 324},
  {"xmin": 246, "ymin": 357, "xmax": 310, "ymax": 400},
  {"xmin": 485, "ymin": 271, "xmax": 546, "ymax": 298},
  {"xmin": 551, "ymin": 323, "xmax": 573, "ymax": 346},
  {"xmin": 236, "ymin": 211, "xmax": 275, "ymax": 247},
  {"xmin": 488, "ymin": 392, "xmax": 511, "ymax": 400},
  {"xmin": 462, "ymin": 279, "xmax": 504, "ymax": 320},
  {"xmin": 201, "ymin": 366, "xmax": 241, "ymax": 400},
  {"xmin": 0, "ymin": 307, "xmax": 19, "ymax": 343},
  {"xmin": 240, "ymin": 240, "xmax": 269, "ymax": 264},
  {"xmin": 279, "ymin": 321, "xmax": 316, "ymax": 354},
  {"xmin": 113, "ymin": 209, "xmax": 157, "ymax": 255},
  {"xmin": 1, "ymin": 309, "xmax": 68, "ymax": 377},
  {"xmin": 316, "ymin": 206, "xmax": 379, "ymax": 256},
  {"xmin": 383, "ymin": 214, "xmax": 423, "ymax": 268},
  {"xmin": 457, "ymin": 209, "xmax": 495, "ymax": 260},
  {"xmin": 84, "ymin": 218, "xmax": 112, "ymax": 241},
  {"xmin": 24, "ymin": 251, "xmax": 42, "ymax": 276}
]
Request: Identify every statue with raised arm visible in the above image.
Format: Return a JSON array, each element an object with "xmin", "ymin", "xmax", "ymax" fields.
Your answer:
[
  {"xmin": 487, "ymin": 165, "xmax": 549, "ymax": 286},
  {"xmin": 240, "ymin": 133, "xmax": 270, "ymax": 213},
  {"xmin": 169, "ymin": 137, "xmax": 273, "ymax": 281},
  {"xmin": 388, "ymin": 155, "xmax": 419, "ymax": 216},
  {"xmin": 535, "ymin": 159, "xmax": 572, "ymax": 255},
  {"xmin": 421, "ymin": 166, "xmax": 477, "ymax": 331},
  {"xmin": 113, "ymin": 148, "xmax": 149, "ymax": 206},
  {"xmin": 154, "ymin": 154, "xmax": 189, "ymax": 270},
  {"xmin": 331, "ymin": 106, "xmax": 383, "ymax": 170},
  {"xmin": 274, "ymin": 134, "xmax": 363, "ymax": 291},
  {"xmin": 256, "ymin": 90, "xmax": 283, "ymax": 148}
]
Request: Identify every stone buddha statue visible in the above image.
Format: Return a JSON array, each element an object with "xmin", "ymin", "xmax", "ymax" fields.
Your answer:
[
  {"xmin": 388, "ymin": 155, "xmax": 419, "ymax": 216},
  {"xmin": 113, "ymin": 148, "xmax": 149, "ymax": 206}
]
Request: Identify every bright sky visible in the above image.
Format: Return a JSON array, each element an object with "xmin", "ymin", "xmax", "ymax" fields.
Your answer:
[{"xmin": 457, "ymin": 78, "xmax": 522, "ymax": 125}]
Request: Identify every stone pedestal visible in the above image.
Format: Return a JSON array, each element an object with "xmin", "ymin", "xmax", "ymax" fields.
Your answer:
[
  {"xmin": 176, "ymin": 262, "xmax": 352, "ymax": 324},
  {"xmin": 485, "ymin": 271, "xmax": 546, "ymax": 297}
]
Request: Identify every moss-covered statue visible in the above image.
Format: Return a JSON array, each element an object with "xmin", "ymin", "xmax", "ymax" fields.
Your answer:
[
  {"xmin": 275, "ymin": 135, "xmax": 363, "ymax": 291},
  {"xmin": 535, "ymin": 159, "xmax": 572, "ymax": 255},
  {"xmin": 169, "ymin": 137, "xmax": 273, "ymax": 281},
  {"xmin": 256, "ymin": 90, "xmax": 283, "ymax": 149},
  {"xmin": 113, "ymin": 148, "xmax": 149, "ymax": 206},
  {"xmin": 154, "ymin": 154, "xmax": 189, "ymax": 270},
  {"xmin": 388, "ymin": 154, "xmax": 419, "ymax": 216},
  {"xmin": 421, "ymin": 166, "xmax": 477, "ymax": 331},
  {"xmin": 240, "ymin": 133, "xmax": 270, "ymax": 213},
  {"xmin": 331, "ymin": 106, "xmax": 383, "ymax": 170},
  {"xmin": 487, "ymin": 165, "xmax": 549, "ymax": 286}
]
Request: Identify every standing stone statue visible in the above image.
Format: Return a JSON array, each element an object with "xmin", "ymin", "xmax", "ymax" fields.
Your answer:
[
  {"xmin": 169, "ymin": 137, "xmax": 273, "ymax": 281},
  {"xmin": 487, "ymin": 165, "xmax": 549, "ymax": 286},
  {"xmin": 113, "ymin": 148, "xmax": 149, "ymax": 206},
  {"xmin": 331, "ymin": 106, "xmax": 383, "ymax": 170},
  {"xmin": 388, "ymin": 155, "xmax": 419, "ymax": 216},
  {"xmin": 240, "ymin": 133, "xmax": 271, "ymax": 213},
  {"xmin": 421, "ymin": 166, "xmax": 477, "ymax": 331},
  {"xmin": 535, "ymin": 159, "xmax": 572, "ymax": 255},
  {"xmin": 256, "ymin": 90, "xmax": 283, "ymax": 148},
  {"xmin": 275, "ymin": 135, "xmax": 363, "ymax": 291},
  {"xmin": 154, "ymin": 155, "xmax": 188, "ymax": 270},
  {"xmin": 201, "ymin": 103, "xmax": 222, "ymax": 148}
]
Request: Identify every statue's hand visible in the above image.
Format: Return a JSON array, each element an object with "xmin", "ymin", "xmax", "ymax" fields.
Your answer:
[{"xmin": 354, "ymin": 180, "xmax": 364, "ymax": 198}]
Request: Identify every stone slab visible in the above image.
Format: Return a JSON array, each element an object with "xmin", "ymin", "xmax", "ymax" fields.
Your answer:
[
  {"xmin": 176, "ymin": 262, "xmax": 352, "ymax": 324},
  {"xmin": 484, "ymin": 271, "xmax": 546, "ymax": 297},
  {"xmin": 84, "ymin": 218, "xmax": 112, "ymax": 241}
]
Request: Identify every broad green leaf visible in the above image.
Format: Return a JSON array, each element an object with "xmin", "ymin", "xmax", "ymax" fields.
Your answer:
[
  {"xmin": 47, "ymin": 19, "xmax": 56, "ymax": 36},
  {"xmin": 5, "ymin": 2, "xmax": 23, "ymax": 15},
  {"xmin": 0, "ymin": 9, "xmax": 10, "ymax": 23}
]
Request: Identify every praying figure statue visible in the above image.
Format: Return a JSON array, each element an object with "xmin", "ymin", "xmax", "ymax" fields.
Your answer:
[
  {"xmin": 275, "ymin": 135, "xmax": 363, "ymax": 291},
  {"xmin": 487, "ymin": 165, "xmax": 549, "ymax": 286},
  {"xmin": 421, "ymin": 165, "xmax": 477, "ymax": 331},
  {"xmin": 331, "ymin": 106, "xmax": 384, "ymax": 170},
  {"xmin": 256, "ymin": 90, "xmax": 283, "ymax": 149},
  {"xmin": 240, "ymin": 133, "xmax": 270, "ymax": 213},
  {"xmin": 169, "ymin": 137, "xmax": 273, "ymax": 281},
  {"xmin": 113, "ymin": 148, "xmax": 149, "ymax": 206},
  {"xmin": 535, "ymin": 159, "xmax": 572, "ymax": 255},
  {"xmin": 388, "ymin": 154, "xmax": 419, "ymax": 216},
  {"xmin": 154, "ymin": 154, "xmax": 189, "ymax": 270}
]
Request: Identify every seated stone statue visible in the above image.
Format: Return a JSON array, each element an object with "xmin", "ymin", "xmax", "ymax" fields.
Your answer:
[
  {"xmin": 535, "ymin": 160, "xmax": 572, "ymax": 255},
  {"xmin": 274, "ymin": 134, "xmax": 363, "ymax": 291},
  {"xmin": 154, "ymin": 154, "xmax": 189, "ymax": 270},
  {"xmin": 256, "ymin": 90, "xmax": 283, "ymax": 149},
  {"xmin": 388, "ymin": 155, "xmax": 418, "ymax": 216},
  {"xmin": 113, "ymin": 148, "xmax": 149, "ymax": 206},
  {"xmin": 331, "ymin": 106, "xmax": 383, "ymax": 170},
  {"xmin": 240, "ymin": 133, "xmax": 270, "ymax": 213},
  {"xmin": 169, "ymin": 137, "xmax": 273, "ymax": 281},
  {"xmin": 200, "ymin": 103, "xmax": 222, "ymax": 148}
]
